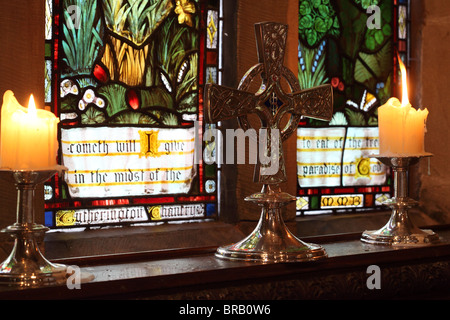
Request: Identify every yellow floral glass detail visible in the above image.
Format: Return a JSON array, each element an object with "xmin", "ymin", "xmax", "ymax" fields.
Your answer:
[{"xmin": 175, "ymin": 0, "xmax": 196, "ymax": 27}]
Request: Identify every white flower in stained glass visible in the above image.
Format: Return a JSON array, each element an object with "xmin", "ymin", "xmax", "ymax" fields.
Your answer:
[
  {"xmin": 60, "ymin": 79, "xmax": 78, "ymax": 97},
  {"xmin": 83, "ymin": 89, "xmax": 95, "ymax": 103},
  {"xmin": 78, "ymin": 100, "xmax": 86, "ymax": 111},
  {"xmin": 95, "ymin": 97, "xmax": 105, "ymax": 108},
  {"xmin": 182, "ymin": 113, "xmax": 197, "ymax": 121}
]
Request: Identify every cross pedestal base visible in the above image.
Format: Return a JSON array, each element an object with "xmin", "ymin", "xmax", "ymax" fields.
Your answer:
[{"xmin": 215, "ymin": 185, "xmax": 327, "ymax": 263}]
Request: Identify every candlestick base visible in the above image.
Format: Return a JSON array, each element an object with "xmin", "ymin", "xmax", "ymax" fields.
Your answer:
[
  {"xmin": 361, "ymin": 155, "xmax": 440, "ymax": 246},
  {"xmin": 0, "ymin": 167, "xmax": 93, "ymax": 287},
  {"xmin": 215, "ymin": 185, "xmax": 327, "ymax": 263},
  {"xmin": 0, "ymin": 223, "xmax": 69, "ymax": 287}
]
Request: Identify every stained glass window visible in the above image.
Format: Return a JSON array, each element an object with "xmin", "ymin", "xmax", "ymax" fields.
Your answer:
[
  {"xmin": 44, "ymin": 0, "xmax": 222, "ymax": 228},
  {"xmin": 296, "ymin": 0, "xmax": 410, "ymax": 215}
]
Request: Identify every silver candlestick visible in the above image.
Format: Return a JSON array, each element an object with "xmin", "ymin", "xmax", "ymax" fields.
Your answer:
[
  {"xmin": 361, "ymin": 154, "xmax": 440, "ymax": 246},
  {"xmin": 0, "ymin": 166, "xmax": 70, "ymax": 287}
]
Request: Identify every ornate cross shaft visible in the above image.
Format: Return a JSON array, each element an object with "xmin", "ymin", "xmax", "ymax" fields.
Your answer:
[{"xmin": 204, "ymin": 22, "xmax": 333, "ymax": 185}]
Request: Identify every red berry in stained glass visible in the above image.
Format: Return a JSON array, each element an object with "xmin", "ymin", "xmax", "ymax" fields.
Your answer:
[
  {"xmin": 93, "ymin": 64, "xmax": 108, "ymax": 83},
  {"xmin": 127, "ymin": 89, "xmax": 140, "ymax": 110},
  {"xmin": 331, "ymin": 77, "xmax": 339, "ymax": 88}
]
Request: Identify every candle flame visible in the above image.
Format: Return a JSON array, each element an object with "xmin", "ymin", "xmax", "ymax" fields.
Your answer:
[
  {"xmin": 28, "ymin": 94, "xmax": 37, "ymax": 117},
  {"xmin": 398, "ymin": 54, "xmax": 409, "ymax": 107}
]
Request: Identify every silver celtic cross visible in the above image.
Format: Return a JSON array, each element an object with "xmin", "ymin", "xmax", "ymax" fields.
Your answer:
[
  {"xmin": 204, "ymin": 22, "xmax": 333, "ymax": 185},
  {"xmin": 203, "ymin": 22, "xmax": 333, "ymax": 263}
]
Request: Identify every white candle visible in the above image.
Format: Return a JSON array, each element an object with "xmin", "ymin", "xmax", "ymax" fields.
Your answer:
[
  {"xmin": 378, "ymin": 56, "xmax": 428, "ymax": 156},
  {"xmin": 0, "ymin": 90, "xmax": 59, "ymax": 170}
]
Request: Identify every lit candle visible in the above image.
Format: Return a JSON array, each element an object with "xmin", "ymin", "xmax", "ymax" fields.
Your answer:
[
  {"xmin": 0, "ymin": 90, "xmax": 59, "ymax": 170},
  {"xmin": 378, "ymin": 55, "xmax": 429, "ymax": 156}
]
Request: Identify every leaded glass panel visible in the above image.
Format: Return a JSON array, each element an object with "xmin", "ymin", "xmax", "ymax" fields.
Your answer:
[
  {"xmin": 297, "ymin": 0, "xmax": 410, "ymax": 215},
  {"xmin": 44, "ymin": 0, "xmax": 221, "ymax": 228}
]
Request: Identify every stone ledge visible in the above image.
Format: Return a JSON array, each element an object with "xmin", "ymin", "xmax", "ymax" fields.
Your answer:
[
  {"xmin": 0, "ymin": 209, "xmax": 443, "ymax": 263},
  {"xmin": 42, "ymin": 221, "xmax": 246, "ymax": 260},
  {"xmin": 0, "ymin": 228, "xmax": 449, "ymax": 300}
]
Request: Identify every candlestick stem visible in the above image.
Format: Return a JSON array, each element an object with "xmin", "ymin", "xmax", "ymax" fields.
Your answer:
[
  {"xmin": 15, "ymin": 175, "xmax": 40, "ymax": 227},
  {"xmin": 361, "ymin": 155, "xmax": 439, "ymax": 246},
  {"xmin": 393, "ymin": 165, "xmax": 408, "ymax": 199},
  {"xmin": 0, "ymin": 169, "xmax": 68, "ymax": 287}
]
